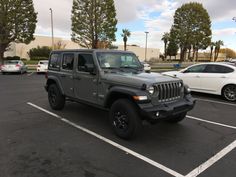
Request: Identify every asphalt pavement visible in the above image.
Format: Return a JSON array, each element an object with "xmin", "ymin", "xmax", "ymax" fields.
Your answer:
[{"xmin": 0, "ymin": 73, "xmax": 235, "ymax": 177}]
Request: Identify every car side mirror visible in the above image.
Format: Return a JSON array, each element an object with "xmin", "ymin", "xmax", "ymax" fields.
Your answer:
[{"xmin": 85, "ymin": 64, "xmax": 96, "ymax": 75}]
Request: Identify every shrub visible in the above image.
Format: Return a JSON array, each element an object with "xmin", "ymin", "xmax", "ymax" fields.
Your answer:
[
  {"xmin": 28, "ymin": 46, "xmax": 52, "ymax": 60},
  {"xmin": 4, "ymin": 56, "xmax": 21, "ymax": 60}
]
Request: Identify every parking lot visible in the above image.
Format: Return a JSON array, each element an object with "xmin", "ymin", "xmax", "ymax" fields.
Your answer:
[{"xmin": 0, "ymin": 73, "xmax": 235, "ymax": 177}]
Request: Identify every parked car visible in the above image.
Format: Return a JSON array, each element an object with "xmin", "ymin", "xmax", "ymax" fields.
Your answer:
[
  {"xmin": 37, "ymin": 60, "xmax": 48, "ymax": 73},
  {"xmin": 141, "ymin": 62, "xmax": 151, "ymax": 72},
  {"xmin": 45, "ymin": 49, "xmax": 195, "ymax": 139},
  {"xmin": 163, "ymin": 62, "xmax": 236, "ymax": 101},
  {"xmin": 1, "ymin": 60, "xmax": 27, "ymax": 74}
]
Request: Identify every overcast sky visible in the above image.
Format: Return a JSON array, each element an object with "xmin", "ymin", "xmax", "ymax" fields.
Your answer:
[{"xmin": 33, "ymin": 0, "xmax": 236, "ymax": 52}]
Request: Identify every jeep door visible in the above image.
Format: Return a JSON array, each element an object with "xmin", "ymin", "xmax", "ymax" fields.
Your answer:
[
  {"xmin": 59, "ymin": 53, "xmax": 75, "ymax": 98},
  {"xmin": 73, "ymin": 53, "xmax": 98, "ymax": 103}
]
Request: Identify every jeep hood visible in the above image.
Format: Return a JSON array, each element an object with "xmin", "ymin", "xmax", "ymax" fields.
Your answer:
[{"xmin": 102, "ymin": 72, "xmax": 181, "ymax": 88}]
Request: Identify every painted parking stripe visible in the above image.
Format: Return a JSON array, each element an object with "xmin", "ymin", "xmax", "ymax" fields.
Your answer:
[
  {"xmin": 195, "ymin": 98, "xmax": 236, "ymax": 107},
  {"xmin": 27, "ymin": 72, "xmax": 35, "ymax": 76},
  {"xmin": 185, "ymin": 140, "xmax": 236, "ymax": 177},
  {"xmin": 27, "ymin": 102, "xmax": 184, "ymax": 177},
  {"xmin": 187, "ymin": 115, "xmax": 236, "ymax": 130}
]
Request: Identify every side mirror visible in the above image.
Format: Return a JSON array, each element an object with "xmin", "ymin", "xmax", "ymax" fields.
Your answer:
[{"xmin": 85, "ymin": 64, "xmax": 96, "ymax": 75}]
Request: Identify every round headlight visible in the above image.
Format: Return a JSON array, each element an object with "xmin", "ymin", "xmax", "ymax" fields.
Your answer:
[
  {"xmin": 148, "ymin": 86, "xmax": 155, "ymax": 94},
  {"xmin": 184, "ymin": 85, "xmax": 191, "ymax": 94}
]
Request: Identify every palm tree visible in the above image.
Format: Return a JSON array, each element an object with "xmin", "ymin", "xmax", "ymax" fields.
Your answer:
[
  {"xmin": 121, "ymin": 29, "xmax": 131, "ymax": 51},
  {"xmin": 209, "ymin": 42, "xmax": 215, "ymax": 61},
  {"xmin": 214, "ymin": 40, "xmax": 224, "ymax": 61},
  {"xmin": 161, "ymin": 32, "xmax": 170, "ymax": 60}
]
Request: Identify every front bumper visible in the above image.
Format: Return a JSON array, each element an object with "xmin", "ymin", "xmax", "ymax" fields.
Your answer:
[{"xmin": 138, "ymin": 95, "xmax": 196, "ymax": 121}]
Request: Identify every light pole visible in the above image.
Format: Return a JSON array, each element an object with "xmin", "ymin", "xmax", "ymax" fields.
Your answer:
[
  {"xmin": 233, "ymin": 17, "xmax": 236, "ymax": 22},
  {"xmin": 49, "ymin": 8, "xmax": 54, "ymax": 50},
  {"xmin": 145, "ymin": 31, "xmax": 149, "ymax": 62}
]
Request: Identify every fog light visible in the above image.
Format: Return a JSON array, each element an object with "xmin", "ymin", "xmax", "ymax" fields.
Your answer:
[{"xmin": 156, "ymin": 112, "xmax": 159, "ymax": 117}]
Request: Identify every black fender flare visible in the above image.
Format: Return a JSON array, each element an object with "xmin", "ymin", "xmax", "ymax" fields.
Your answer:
[
  {"xmin": 104, "ymin": 86, "xmax": 149, "ymax": 108},
  {"xmin": 46, "ymin": 76, "xmax": 65, "ymax": 95}
]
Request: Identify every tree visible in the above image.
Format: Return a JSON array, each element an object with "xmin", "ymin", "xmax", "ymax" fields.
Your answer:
[
  {"xmin": 166, "ymin": 31, "xmax": 178, "ymax": 60},
  {"xmin": 219, "ymin": 48, "xmax": 236, "ymax": 59},
  {"xmin": 54, "ymin": 40, "xmax": 66, "ymax": 50},
  {"xmin": 71, "ymin": 0, "xmax": 117, "ymax": 49},
  {"xmin": 121, "ymin": 29, "xmax": 131, "ymax": 51},
  {"xmin": 28, "ymin": 46, "xmax": 52, "ymax": 60},
  {"xmin": 0, "ymin": 0, "xmax": 37, "ymax": 64},
  {"xmin": 209, "ymin": 42, "xmax": 215, "ymax": 61},
  {"xmin": 214, "ymin": 40, "xmax": 224, "ymax": 61},
  {"xmin": 171, "ymin": 2, "xmax": 212, "ymax": 61},
  {"xmin": 161, "ymin": 32, "xmax": 170, "ymax": 60}
]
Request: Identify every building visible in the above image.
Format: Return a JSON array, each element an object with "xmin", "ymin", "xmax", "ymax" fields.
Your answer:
[
  {"xmin": 4, "ymin": 35, "xmax": 160, "ymax": 61},
  {"xmin": 117, "ymin": 45, "xmax": 160, "ymax": 62}
]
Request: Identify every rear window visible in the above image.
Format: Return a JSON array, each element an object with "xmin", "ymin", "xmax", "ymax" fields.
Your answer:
[
  {"xmin": 49, "ymin": 54, "xmax": 60, "ymax": 69},
  {"xmin": 39, "ymin": 61, "xmax": 48, "ymax": 65},
  {"xmin": 4, "ymin": 60, "xmax": 19, "ymax": 64}
]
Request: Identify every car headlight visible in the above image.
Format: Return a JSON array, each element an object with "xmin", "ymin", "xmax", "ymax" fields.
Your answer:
[
  {"xmin": 147, "ymin": 86, "xmax": 155, "ymax": 95},
  {"xmin": 184, "ymin": 85, "xmax": 191, "ymax": 94}
]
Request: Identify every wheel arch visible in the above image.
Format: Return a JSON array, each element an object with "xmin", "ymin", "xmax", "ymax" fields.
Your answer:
[
  {"xmin": 46, "ymin": 77, "xmax": 65, "ymax": 95},
  {"xmin": 104, "ymin": 86, "xmax": 143, "ymax": 108}
]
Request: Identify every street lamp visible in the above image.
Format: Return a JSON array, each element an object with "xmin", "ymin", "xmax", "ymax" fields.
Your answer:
[
  {"xmin": 145, "ymin": 31, "xmax": 149, "ymax": 62},
  {"xmin": 49, "ymin": 8, "xmax": 54, "ymax": 50},
  {"xmin": 233, "ymin": 17, "xmax": 236, "ymax": 22}
]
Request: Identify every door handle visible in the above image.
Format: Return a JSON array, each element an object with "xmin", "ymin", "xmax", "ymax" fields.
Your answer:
[
  {"xmin": 60, "ymin": 74, "xmax": 66, "ymax": 78},
  {"xmin": 196, "ymin": 75, "xmax": 200, "ymax": 78},
  {"xmin": 221, "ymin": 76, "xmax": 226, "ymax": 78}
]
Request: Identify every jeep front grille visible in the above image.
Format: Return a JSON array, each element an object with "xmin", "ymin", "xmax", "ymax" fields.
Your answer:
[{"xmin": 156, "ymin": 82, "xmax": 183, "ymax": 102}]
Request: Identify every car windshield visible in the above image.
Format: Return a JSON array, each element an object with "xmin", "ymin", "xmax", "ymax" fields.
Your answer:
[
  {"xmin": 4, "ymin": 60, "xmax": 19, "ymax": 65},
  {"xmin": 96, "ymin": 52, "xmax": 142, "ymax": 70}
]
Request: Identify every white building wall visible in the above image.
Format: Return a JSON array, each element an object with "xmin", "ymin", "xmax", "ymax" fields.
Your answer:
[
  {"xmin": 117, "ymin": 45, "xmax": 160, "ymax": 62},
  {"xmin": 4, "ymin": 35, "xmax": 160, "ymax": 61}
]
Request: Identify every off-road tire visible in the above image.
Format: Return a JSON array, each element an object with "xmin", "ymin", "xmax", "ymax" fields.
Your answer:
[
  {"xmin": 109, "ymin": 99, "xmax": 142, "ymax": 139},
  {"xmin": 48, "ymin": 84, "xmax": 65, "ymax": 110}
]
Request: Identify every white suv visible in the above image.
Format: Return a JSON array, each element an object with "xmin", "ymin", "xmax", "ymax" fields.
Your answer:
[{"xmin": 37, "ymin": 60, "xmax": 48, "ymax": 73}]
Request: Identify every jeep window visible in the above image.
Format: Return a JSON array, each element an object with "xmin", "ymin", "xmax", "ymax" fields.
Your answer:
[
  {"xmin": 96, "ymin": 52, "xmax": 142, "ymax": 69},
  {"xmin": 49, "ymin": 53, "xmax": 60, "ymax": 69},
  {"xmin": 78, "ymin": 54, "xmax": 94, "ymax": 72},
  {"xmin": 62, "ymin": 53, "xmax": 74, "ymax": 70}
]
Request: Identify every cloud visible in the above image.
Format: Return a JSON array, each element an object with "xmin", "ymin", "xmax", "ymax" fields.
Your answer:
[{"xmin": 33, "ymin": 0, "xmax": 236, "ymax": 51}]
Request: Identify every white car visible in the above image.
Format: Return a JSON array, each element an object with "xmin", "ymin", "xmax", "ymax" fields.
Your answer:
[
  {"xmin": 1, "ymin": 60, "xmax": 27, "ymax": 74},
  {"xmin": 163, "ymin": 62, "xmax": 236, "ymax": 101},
  {"xmin": 37, "ymin": 60, "xmax": 48, "ymax": 73},
  {"xmin": 141, "ymin": 62, "xmax": 151, "ymax": 72}
]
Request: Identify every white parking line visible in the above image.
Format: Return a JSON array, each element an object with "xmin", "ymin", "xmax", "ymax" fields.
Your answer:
[
  {"xmin": 186, "ymin": 115, "xmax": 236, "ymax": 130},
  {"xmin": 195, "ymin": 98, "xmax": 236, "ymax": 107},
  {"xmin": 27, "ymin": 102, "xmax": 184, "ymax": 177},
  {"xmin": 27, "ymin": 72, "xmax": 35, "ymax": 76},
  {"xmin": 185, "ymin": 140, "xmax": 236, "ymax": 177}
]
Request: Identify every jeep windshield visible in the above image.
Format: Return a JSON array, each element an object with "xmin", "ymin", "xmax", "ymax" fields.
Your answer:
[{"xmin": 96, "ymin": 52, "xmax": 143, "ymax": 71}]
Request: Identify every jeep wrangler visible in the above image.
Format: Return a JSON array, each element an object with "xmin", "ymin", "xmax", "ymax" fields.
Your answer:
[{"xmin": 45, "ymin": 49, "xmax": 195, "ymax": 139}]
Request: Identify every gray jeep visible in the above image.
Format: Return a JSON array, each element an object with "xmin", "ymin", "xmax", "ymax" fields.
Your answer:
[{"xmin": 45, "ymin": 49, "xmax": 195, "ymax": 139}]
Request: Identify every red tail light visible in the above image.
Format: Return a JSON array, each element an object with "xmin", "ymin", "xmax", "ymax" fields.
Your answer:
[{"xmin": 16, "ymin": 64, "xmax": 20, "ymax": 67}]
